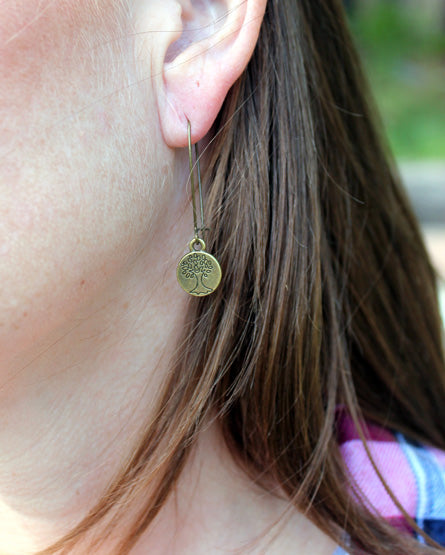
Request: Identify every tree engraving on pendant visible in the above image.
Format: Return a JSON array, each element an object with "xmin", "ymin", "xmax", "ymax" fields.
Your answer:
[{"xmin": 177, "ymin": 249, "xmax": 221, "ymax": 296}]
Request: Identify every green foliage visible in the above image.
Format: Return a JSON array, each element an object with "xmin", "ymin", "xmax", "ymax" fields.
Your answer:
[{"xmin": 348, "ymin": 1, "xmax": 445, "ymax": 159}]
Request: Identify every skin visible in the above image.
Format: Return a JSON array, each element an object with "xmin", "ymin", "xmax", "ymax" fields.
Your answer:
[{"xmin": 0, "ymin": 1, "xmax": 339, "ymax": 553}]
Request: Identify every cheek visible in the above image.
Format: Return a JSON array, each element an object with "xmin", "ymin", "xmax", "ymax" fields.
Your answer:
[
  {"xmin": 0, "ymin": 182, "xmax": 114, "ymax": 364},
  {"xmin": 0, "ymin": 1, "xmax": 162, "ymax": 365},
  {"xmin": 0, "ymin": 1, "xmax": 92, "ymax": 153},
  {"xmin": 0, "ymin": 1, "xmax": 96, "ymax": 45},
  {"xmin": 0, "ymin": 158, "xmax": 159, "ymax": 368},
  {"xmin": 0, "ymin": 1, "xmax": 88, "ymax": 69}
]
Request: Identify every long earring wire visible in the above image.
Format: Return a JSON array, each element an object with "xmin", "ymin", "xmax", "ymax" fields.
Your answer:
[
  {"xmin": 188, "ymin": 119, "xmax": 205, "ymax": 242},
  {"xmin": 176, "ymin": 120, "xmax": 222, "ymax": 296}
]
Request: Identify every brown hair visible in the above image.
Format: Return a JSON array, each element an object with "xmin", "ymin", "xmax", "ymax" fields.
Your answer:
[{"xmin": 41, "ymin": 0, "xmax": 445, "ymax": 553}]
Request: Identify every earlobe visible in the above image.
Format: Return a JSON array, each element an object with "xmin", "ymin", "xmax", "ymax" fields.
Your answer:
[{"xmin": 156, "ymin": 0, "xmax": 267, "ymax": 147}]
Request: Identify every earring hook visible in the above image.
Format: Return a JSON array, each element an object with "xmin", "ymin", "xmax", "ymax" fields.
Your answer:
[{"xmin": 187, "ymin": 118, "xmax": 205, "ymax": 241}]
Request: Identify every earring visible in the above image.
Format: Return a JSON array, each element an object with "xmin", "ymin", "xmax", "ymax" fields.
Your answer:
[{"xmin": 176, "ymin": 120, "xmax": 222, "ymax": 296}]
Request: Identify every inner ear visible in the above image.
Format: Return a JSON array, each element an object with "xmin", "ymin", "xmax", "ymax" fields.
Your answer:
[{"xmin": 165, "ymin": 0, "xmax": 229, "ymax": 63}]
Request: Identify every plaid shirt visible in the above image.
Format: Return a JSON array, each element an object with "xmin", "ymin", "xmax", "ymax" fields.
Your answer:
[{"xmin": 334, "ymin": 410, "xmax": 445, "ymax": 554}]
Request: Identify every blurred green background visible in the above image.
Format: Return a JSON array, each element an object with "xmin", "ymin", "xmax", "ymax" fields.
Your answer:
[
  {"xmin": 347, "ymin": 0, "xmax": 445, "ymax": 159},
  {"xmin": 346, "ymin": 0, "xmax": 445, "ymax": 322}
]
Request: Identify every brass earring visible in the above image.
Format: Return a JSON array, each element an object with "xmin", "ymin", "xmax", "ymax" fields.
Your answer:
[{"xmin": 176, "ymin": 120, "xmax": 222, "ymax": 296}]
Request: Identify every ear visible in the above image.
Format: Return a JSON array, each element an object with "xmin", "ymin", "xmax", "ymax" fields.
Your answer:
[{"xmin": 142, "ymin": 0, "xmax": 267, "ymax": 147}]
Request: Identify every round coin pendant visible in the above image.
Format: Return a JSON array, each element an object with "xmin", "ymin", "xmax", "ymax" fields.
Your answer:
[{"xmin": 177, "ymin": 238, "xmax": 222, "ymax": 296}]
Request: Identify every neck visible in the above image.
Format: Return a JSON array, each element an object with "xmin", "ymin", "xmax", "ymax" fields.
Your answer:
[
  {"xmin": 131, "ymin": 424, "xmax": 339, "ymax": 555},
  {"xmin": 0, "ymin": 202, "xmax": 191, "ymax": 553}
]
